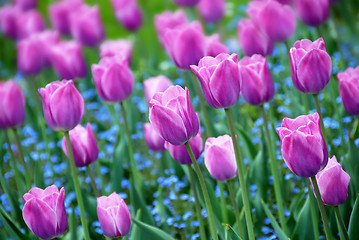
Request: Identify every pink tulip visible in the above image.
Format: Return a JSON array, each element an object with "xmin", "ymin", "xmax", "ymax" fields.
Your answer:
[
  {"xmin": 16, "ymin": 10, "xmax": 46, "ymax": 40},
  {"xmin": 337, "ymin": 66, "xmax": 359, "ymax": 115},
  {"xmin": 0, "ymin": 4, "xmax": 21, "ymax": 39},
  {"xmin": 111, "ymin": 0, "xmax": 143, "ymax": 31},
  {"xmin": 205, "ymin": 34, "xmax": 229, "ymax": 57},
  {"xmin": 294, "ymin": 0, "xmax": 329, "ymax": 26},
  {"xmin": 174, "ymin": 0, "xmax": 200, "ymax": 7},
  {"xmin": 14, "ymin": 0, "xmax": 37, "ymax": 10},
  {"xmin": 143, "ymin": 75, "xmax": 172, "ymax": 103},
  {"xmin": 99, "ymin": 40, "xmax": 133, "ymax": 65},
  {"xmin": 144, "ymin": 123, "xmax": 166, "ymax": 152},
  {"xmin": 198, "ymin": 0, "xmax": 225, "ymax": 23}
]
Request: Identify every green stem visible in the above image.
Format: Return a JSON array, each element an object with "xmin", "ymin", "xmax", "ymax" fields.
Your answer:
[
  {"xmin": 224, "ymin": 108, "xmax": 255, "ymax": 240},
  {"xmin": 185, "ymin": 142, "xmax": 218, "ymax": 240},
  {"xmin": 260, "ymin": 105, "xmax": 288, "ymax": 234},
  {"xmin": 306, "ymin": 179, "xmax": 320, "ymax": 240},
  {"xmin": 313, "ymin": 94, "xmax": 327, "ymax": 141},
  {"xmin": 64, "ymin": 132, "xmax": 90, "ymax": 240},
  {"xmin": 310, "ymin": 176, "xmax": 332, "ymax": 240},
  {"xmin": 301, "ymin": 94, "xmax": 309, "ymax": 113},
  {"xmin": 334, "ymin": 206, "xmax": 349, "ymax": 240},
  {"xmin": 218, "ymin": 181, "xmax": 228, "ymax": 223},
  {"xmin": 86, "ymin": 165, "xmax": 101, "ymax": 197},
  {"xmin": 227, "ymin": 180, "xmax": 244, "ymax": 239},
  {"xmin": 187, "ymin": 165, "xmax": 207, "ymax": 240}
]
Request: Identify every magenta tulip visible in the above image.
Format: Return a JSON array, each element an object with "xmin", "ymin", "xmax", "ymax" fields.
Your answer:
[
  {"xmin": 174, "ymin": 0, "xmax": 200, "ymax": 7},
  {"xmin": 144, "ymin": 123, "xmax": 166, "ymax": 152},
  {"xmin": 198, "ymin": 0, "xmax": 225, "ymax": 23},
  {"xmin": 277, "ymin": 112, "xmax": 328, "ymax": 178},
  {"xmin": 38, "ymin": 80, "xmax": 84, "ymax": 132},
  {"xmin": 204, "ymin": 135, "xmax": 238, "ymax": 181},
  {"xmin": 205, "ymin": 34, "xmax": 229, "ymax": 58},
  {"xmin": 149, "ymin": 85, "xmax": 199, "ymax": 146},
  {"xmin": 99, "ymin": 40, "xmax": 133, "ymax": 65},
  {"xmin": 97, "ymin": 192, "xmax": 131, "ymax": 238},
  {"xmin": 289, "ymin": 38, "xmax": 332, "ymax": 94},
  {"xmin": 294, "ymin": 0, "xmax": 329, "ymax": 26},
  {"xmin": 337, "ymin": 66, "xmax": 359, "ymax": 115},
  {"xmin": 0, "ymin": 80, "xmax": 25, "ymax": 129},
  {"xmin": 0, "ymin": 5, "xmax": 21, "ymax": 39},
  {"xmin": 239, "ymin": 54, "xmax": 275, "ymax": 105},
  {"xmin": 190, "ymin": 53, "xmax": 240, "ymax": 109},
  {"xmin": 14, "ymin": 0, "xmax": 37, "ymax": 10},
  {"xmin": 111, "ymin": 0, "xmax": 143, "ymax": 31},
  {"xmin": 92, "ymin": 56, "xmax": 134, "ymax": 102},
  {"xmin": 143, "ymin": 75, "xmax": 172, "ymax": 103},
  {"xmin": 16, "ymin": 10, "xmax": 45, "ymax": 40},
  {"xmin": 23, "ymin": 185, "xmax": 68, "ymax": 239}
]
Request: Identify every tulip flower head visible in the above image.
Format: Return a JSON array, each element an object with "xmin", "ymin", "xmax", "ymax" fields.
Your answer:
[
  {"xmin": 205, "ymin": 34, "xmax": 229, "ymax": 58},
  {"xmin": 14, "ymin": 0, "xmax": 37, "ymax": 11},
  {"xmin": 144, "ymin": 123, "xmax": 166, "ymax": 152},
  {"xmin": 0, "ymin": 4, "xmax": 21, "ymax": 39},
  {"xmin": 337, "ymin": 66, "xmax": 359, "ymax": 115},
  {"xmin": 174, "ymin": 0, "xmax": 200, "ymax": 7},
  {"xmin": 143, "ymin": 75, "xmax": 172, "ymax": 103},
  {"xmin": 294, "ymin": 0, "xmax": 329, "ymax": 26},
  {"xmin": 198, "ymin": 0, "xmax": 225, "ymax": 23},
  {"xmin": 111, "ymin": 0, "xmax": 143, "ymax": 31},
  {"xmin": 16, "ymin": 10, "xmax": 46, "ymax": 40},
  {"xmin": 99, "ymin": 39, "xmax": 133, "ymax": 64}
]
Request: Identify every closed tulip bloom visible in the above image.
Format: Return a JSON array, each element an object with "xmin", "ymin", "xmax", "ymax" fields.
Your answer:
[
  {"xmin": 92, "ymin": 56, "xmax": 134, "ymax": 102},
  {"xmin": 198, "ymin": 0, "xmax": 225, "ymax": 23},
  {"xmin": 149, "ymin": 85, "xmax": 199, "ymax": 146},
  {"xmin": 70, "ymin": 5, "xmax": 105, "ymax": 47},
  {"xmin": 204, "ymin": 135, "xmax": 238, "ymax": 181},
  {"xmin": 17, "ymin": 36, "xmax": 45, "ymax": 75},
  {"xmin": 337, "ymin": 67, "xmax": 359, "ymax": 115},
  {"xmin": 174, "ymin": 0, "xmax": 200, "ymax": 7},
  {"xmin": 14, "ymin": 0, "xmax": 37, "ymax": 10},
  {"xmin": 277, "ymin": 112, "xmax": 328, "ymax": 178},
  {"xmin": 111, "ymin": 0, "xmax": 143, "ymax": 31},
  {"xmin": 0, "ymin": 80, "xmax": 25, "ymax": 129},
  {"xmin": 205, "ymin": 34, "xmax": 229, "ymax": 57},
  {"xmin": 239, "ymin": 54, "xmax": 275, "ymax": 105},
  {"xmin": 163, "ymin": 21, "xmax": 206, "ymax": 70},
  {"xmin": 190, "ymin": 53, "xmax": 240, "ymax": 109},
  {"xmin": 237, "ymin": 18, "xmax": 273, "ymax": 56},
  {"xmin": 143, "ymin": 75, "xmax": 172, "ymax": 103},
  {"xmin": 62, "ymin": 123, "xmax": 99, "ymax": 167},
  {"xmin": 38, "ymin": 80, "xmax": 84, "ymax": 132},
  {"xmin": 294, "ymin": 0, "xmax": 329, "ymax": 26},
  {"xmin": 16, "ymin": 10, "xmax": 45, "ymax": 40},
  {"xmin": 0, "ymin": 5, "xmax": 21, "ymax": 39},
  {"xmin": 247, "ymin": 0, "xmax": 296, "ymax": 42},
  {"xmin": 97, "ymin": 192, "xmax": 131, "ymax": 238},
  {"xmin": 144, "ymin": 123, "xmax": 166, "ymax": 152},
  {"xmin": 35, "ymin": 30, "xmax": 60, "ymax": 67},
  {"xmin": 50, "ymin": 41, "xmax": 87, "ymax": 80},
  {"xmin": 311, "ymin": 156, "xmax": 350, "ymax": 206},
  {"xmin": 22, "ymin": 185, "xmax": 68, "ymax": 239},
  {"xmin": 289, "ymin": 38, "xmax": 332, "ymax": 94},
  {"xmin": 99, "ymin": 40, "xmax": 133, "ymax": 65}
]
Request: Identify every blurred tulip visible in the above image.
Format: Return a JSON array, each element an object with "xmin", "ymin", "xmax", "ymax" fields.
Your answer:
[
  {"xmin": 0, "ymin": 80, "xmax": 25, "ymax": 129},
  {"xmin": 237, "ymin": 18, "xmax": 273, "ymax": 56},
  {"xmin": 174, "ymin": 0, "xmax": 200, "ymax": 7},
  {"xmin": 50, "ymin": 41, "xmax": 87, "ymax": 80},
  {"xmin": 35, "ymin": 30, "xmax": 60, "ymax": 67},
  {"xmin": 144, "ymin": 123, "xmax": 166, "ymax": 151},
  {"xmin": 198, "ymin": 0, "xmax": 225, "ymax": 23},
  {"xmin": 23, "ymin": 185, "xmax": 67, "ymax": 239},
  {"xmin": 239, "ymin": 54, "xmax": 275, "ymax": 105},
  {"xmin": 204, "ymin": 135, "xmax": 238, "ymax": 181},
  {"xmin": 149, "ymin": 85, "xmax": 199, "ymax": 146},
  {"xmin": 14, "ymin": 0, "xmax": 37, "ymax": 10},
  {"xmin": 97, "ymin": 192, "xmax": 131, "ymax": 238},
  {"xmin": 62, "ymin": 123, "xmax": 99, "ymax": 167},
  {"xmin": 277, "ymin": 112, "xmax": 328, "ymax": 178},
  {"xmin": 111, "ymin": 0, "xmax": 143, "ymax": 31},
  {"xmin": 16, "ymin": 10, "xmax": 45, "ymax": 40},
  {"xmin": 205, "ymin": 34, "xmax": 229, "ymax": 57},
  {"xmin": 38, "ymin": 80, "xmax": 84, "ymax": 132},
  {"xmin": 289, "ymin": 38, "xmax": 332, "ymax": 94},
  {"xmin": 190, "ymin": 53, "xmax": 240, "ymax": 109},
  {"xmin": 92, "ymin": 56, "xmax": 134, "ymax": 102},
  {"xmin": 337, "ymin": 66, "xmax": 359, "ymax": 115},
  {"xmin": 163, "ymin": 21, "xmax": 206, "ymax": 70},
  {"xmin": 100, "ymin": 40, "xmax": 133, "ymax": 64},
  {"xmin": 0, "ymin": 5, "xmax": 21, "ymax": 39},
  {"xmin": 143, "ymin": 75, "xmax": 172, "ymax": 103},
  {"xmin": 294, "ymin": 0, "xmax": 329, "ymax": 26}
]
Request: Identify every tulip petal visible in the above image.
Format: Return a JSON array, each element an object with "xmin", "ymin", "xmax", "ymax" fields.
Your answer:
[
  {"xmin": 205, "ymin": 144, "xmax": 237, "ymax": 181},
  {"xmin": 97, "ymin": 206, "xmax": 119, "ymax": 238}
]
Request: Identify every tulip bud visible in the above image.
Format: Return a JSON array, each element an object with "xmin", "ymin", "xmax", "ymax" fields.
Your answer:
[
  {"xmin": 149, "ymin": 85, "xmax": 199, "ymax": 146},
  {"xmin": 239, "ymin": 54, "xmax": 275, "ymax": 105},
  {"xmin": 337, "ymin": 66, "xmax": 359, "ymax": 115},
  {"xmin": 111, "ymin": 0, "xmax": 143, "ymax": 31},
  {"xmin": 23, "ymin": 185, "xmax": 68, "ymax": 239},
  {"xmin": 0, "ymin": 5, "xmax": 21, "ymax": 39},
  {"xmin": 36, "ymin": 30, "xmax": 60, "ymax": 67},
  {"xmin": 289, "ymin": 38, "xmax": 332, "ymax": 94},
  {"xmin": 38, "ymin": 80, "xmax": 84, "ymax": 132},
  {"xmin": 144, "ymin": 123, "xmax": 166, "ymax": 152},
  {"xmin": 204, "ymin": 135, "xmax": 238, "ymax": 181},
  {"xmin": 311, "ymin": 156, "xmax": 350, "ymax": 206},
  {"xmin": 190, "ymin": 53, "xmax": 240, "ymax": 109},
  {"xmin": 92, "ymin": 56, "xmax": 134, "ymax": 102},
  {"xmin": 0, "ymin": 80, "xmax": 25, "ymax": 129},
  {"xmin": 97, "ymin": 192, "xmax": 131, "ymax": 238},
  {"xmin": 198, "ymin": 0, "xmax": 225, "ymax": 23},
  {"xmin": 174, "ymin": 0, "xmax": 200, "ymax": 7},
  {"xmin": 277, "ymin": 112, "xmax": 328, "ymax": 178},
  {"xmin": 62, "ymin": 123, "xmax": 99, "ymax": 167},
  {"xmin": 14, "ymin": 0, "xmax": 37, "ymax": 11},
  {"xmin": 294, "ymin": 0, "xmax": 329, "ymax": 26},
  {"xmin": 50, "ymin": 41, "xmax": 87, "ymax": 80},
  {"xmin": 205, "ymin": 34, "xmax": 229, "ymax": 58},
  {"xmin": 237, "ymin": 18, "xmax": 273, "ymax": 56},
  {"xmin": 143, "ymin": 75, "xmax": 172, "ymax": 103},
  {"xmin": 16, "ymin": 10, "xmax": 45, "ymax": 40},
  {"xmin": 99, "ymin": 40, "xmax": 133, "ymax": 65}
]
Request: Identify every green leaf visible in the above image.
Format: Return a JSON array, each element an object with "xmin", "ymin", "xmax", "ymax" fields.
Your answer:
[
  {"xmin": 261, "ymin": 199, "xmax": 289, "ymax": 240},
  {"xmin": 226, "ymin": 224, "xmax": 243, "ymax": 240},
  {"xmin": 348, "ymin": 194, "xmax": 359, "ymax": 239},
  {"xmin": 235, "ymin": 124, "xmax": 258, "ymax": 162},
  {"xmin": 291, "ymin": 197, "xmax": 314, "ymax": 240},
  {"xmin": 130, "ymin": 181, "xmax": 154, "ymax": 225},
  {"xmin": 0, "ymin": 205, "xmax": 32, "ymax": 240}
]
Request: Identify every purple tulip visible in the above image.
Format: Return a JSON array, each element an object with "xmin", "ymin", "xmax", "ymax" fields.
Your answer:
[
  {"xmin": 205, "ymin": 34, "xmax": 229, "ymax": 58},
  {"xmin": 0, "ymin": 5, "xmax": 21, "ymax": 39},
  {"xmin": 149, "ymin": 85, "xmax": 199, "ymax": 146},
  {"xmin": 99, "ymin": 40, "xmax": 133, "ymax": 65},
  {"xmin": 97, "ymin": 192, "xmax": 131, "ymax": 238},
  {"xmin": 163, "ymin": 21, "xmax": 206, "ymax": 70},
  {"xmin": 38, "ymin": 80, "xmax": 84, "ymax": 132},
  {"xmin": 0, "ymin": 80, "xmax": 25, "ymax": 129},
  {"xmin": 144, "ymin": 123, "xmax": 166, "ymax": 152},
  {"xmin": 16, "ymin": 10, "xmax": 45, "ymax": 40},
  {"xmin": 294, "ymin": 0, "xmax": 329, "ymax": 26},
  {"xmin": 174, "ymin": 0, "xmax": 200, "ymax": 7},
  {"xmin": 50, "ymin": 41, "xmax": 87, "ymax": 80},
  {"xmin": 198, "ymin": 0, "xmax": 225, "ymax": 23},
  {"xmin": 62, "ymin": 123, "xmax": 99, "ymax": 167},
  {"xmin": 239, "ymin": 54, "xmax": 275, "ymax": 105},
  {"xmin": 22, "ymin": 185, "xmax": 68, "ymax": 239},
  {"xmin": 190, "ymin": 53, "xmax": 240, "ymax": 109},
  {"xmin": 35, "ymin": 30, "xmax": 60, "ymax": 67},
  {"xmin": 311, "ymin": 156, "xmax": 350, "ymax": 206},
  {"xmin": 143, "ymin": 75, "xmax": 172, "ymax": 103},
  {"xmin": 237, "ymin": 18, "xmax": 273, "ymax": 56},
  {"xmin": 14, "ymin": 0, "xmax": 37, "ymax": 10},
  {"xmin": 337, "ymin": 66, "xmax": 359, "ymax": 115},
  {"xmin": 92, "ymin": 56, "xmax": 134, "ymax": 102},
  {"xmin": 289, "ymin": 38, "xmax": 332, "ymax": 94},
  {"xmin": 111, "ymin": 0, "xmax": 143, "ymax": 31},
  {"xmin": 204, "ymin": 135, "xmax": 238, "ymax": 181},
  {"xmin": 69, "ymin": 5, "xmax": 105, "ymax": 47},
  {"xmin": 247, "ymin": 0, "xmax": 296, "ymax": 42},
  {"xmin": 277, "ymin": 112, "xmax": 328, "ymax": 178}
]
